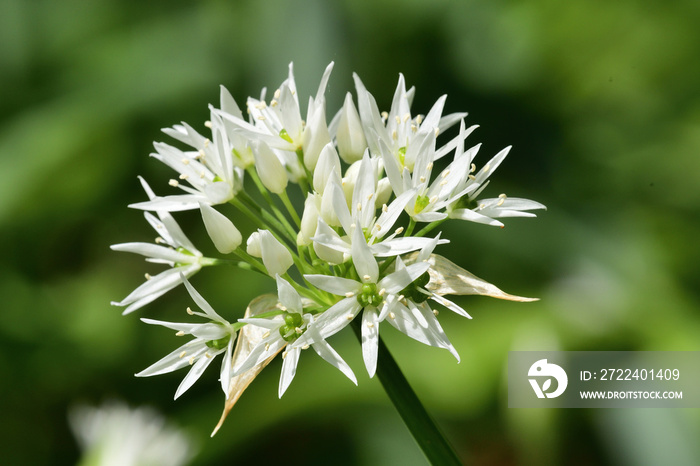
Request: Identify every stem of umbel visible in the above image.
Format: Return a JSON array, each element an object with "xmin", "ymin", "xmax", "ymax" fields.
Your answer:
[{"xmin": 111, "ymin": 61, "xmax": 544, "ymax": 464}]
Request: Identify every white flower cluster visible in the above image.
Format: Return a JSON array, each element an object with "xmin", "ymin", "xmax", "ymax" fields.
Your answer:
[{"xmin": 112, "ymin": 63, "xmax": 544, "ymax": 428}]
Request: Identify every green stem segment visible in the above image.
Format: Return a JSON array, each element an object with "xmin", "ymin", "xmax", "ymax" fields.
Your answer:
[{"xmin": 351, "ymin": 320, "xmax": 463, "ymax": 466}]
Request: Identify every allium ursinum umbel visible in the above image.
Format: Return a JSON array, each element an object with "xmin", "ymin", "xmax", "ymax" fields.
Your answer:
[{"xmin": 114, "ymin": 62, "xmax": 545, "ymax": 432}]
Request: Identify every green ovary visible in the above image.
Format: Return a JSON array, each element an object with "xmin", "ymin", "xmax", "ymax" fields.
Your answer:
[
  {"xmin": 278, "ymin": 312, "xmax": 304, "ymax": 342},
  {"xmin": 400, "ymin": 271, "xmax": 431, "ymax": 303},
  {"xmin": 357, "ymin": 282, "xmax": 383, "ymax": 308},
  {"xmin": 206, "ymin": 334, "xmax": 231, "ymax": 350}
]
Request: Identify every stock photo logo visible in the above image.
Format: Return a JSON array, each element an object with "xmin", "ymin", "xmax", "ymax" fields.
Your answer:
[{"xmin": 528, "ymin": 359, "xmax": 568, "ymax": 399}]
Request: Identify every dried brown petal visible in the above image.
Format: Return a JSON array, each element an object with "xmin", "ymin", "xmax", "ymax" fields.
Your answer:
[
  {"xmin": 211, "ymin": 294, "xmax": 283, "ymax": 436},
  {"xmin": 407, "ymin": 253, "xmax": 538, "ymax": 302}
]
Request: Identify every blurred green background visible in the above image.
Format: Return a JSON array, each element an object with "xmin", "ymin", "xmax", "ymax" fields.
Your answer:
[{"xmin": 2, "ymin": 0, "xmax": 700, "ymax": 464}]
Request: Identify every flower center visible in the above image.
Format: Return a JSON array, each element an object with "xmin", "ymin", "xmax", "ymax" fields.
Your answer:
[
  {"xmin": 206, "ymin": 334, "xmax": 231, "ymax": 350},
  {"xmin": 414, "ymin": 195, "xmax": 430, "ymax": 214},
  {"xmin": 278, "ymin": 311, "xmax": 304, "ymax": 342},
  {"xmin": 357, "ymin": 282, "xmax": 383, "ymax": 308}
]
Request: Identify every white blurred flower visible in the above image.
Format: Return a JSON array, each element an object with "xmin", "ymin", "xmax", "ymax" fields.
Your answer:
[
  {"xmin": 69, "ymin": 401, "xmax": 195, "ymax": 466},
  {"xmin": 111, "ymin": 178, "xmax": 211, "ymax": 314},
  {"xmin": 136, "ymin": 276, "xmax": 237, "ymax": 399}
]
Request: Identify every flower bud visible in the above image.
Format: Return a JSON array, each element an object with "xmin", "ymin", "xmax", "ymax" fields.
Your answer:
[
  {"xmin": 252, "ymin": 140, "xmax": 288, "ymax": 194},
  {"xmin": 199, "ymin": 203, "xmax": 241, "ymax": 254},
  {"xmin": 375, "ymin": 178, "xmax": 392, "ymax": 209},
  {"xmin": 313, "ymin": 143, "xmax": 341, "ymax": 194},
  {"xmin": 336, "ymin": 93, "xmax": 367, "ymax": 164},
  {"xmin": 302, "ymin": 105, "xmax": 331, "ymax": 171},
  {"xmin": 246, "ymin": 232, "xmax": 262, "ymax": 257},
  {"xmin": 259, "ymin": 230, "xmax": 293, "ymax": 276},
  {"xmin": 298, "ymin": 194, "xmax": 319, "ymax": 246}
]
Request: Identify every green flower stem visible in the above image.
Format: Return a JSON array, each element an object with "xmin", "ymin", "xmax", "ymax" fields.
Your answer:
[
  {"xmin": 414, "ymin": 219, "xmax": 447, "ymax": 238},
  {"xmin": 405, "ymin": 218, "xmax": 417, "ymax": 237},
  {"xmin": 351, "ymin": 320, "xmax": 463, "ymax": 466},
  {"xmin": 278, "ymin": 190, "xmax": 301, "ymax": 228},
  {"xmin": 234, "ymin": 194, "xmax": 296, "ymax": 247},
  {"xmin": 245, "ymin": 169, "xmax": 298, "ymax": 239}
]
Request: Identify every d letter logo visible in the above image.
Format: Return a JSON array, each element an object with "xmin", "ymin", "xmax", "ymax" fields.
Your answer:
[{"xmin": 528, "ymin": 359, "xmax": 568, "ymax": 399}]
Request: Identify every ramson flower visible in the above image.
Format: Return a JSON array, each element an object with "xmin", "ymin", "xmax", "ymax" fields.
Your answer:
[
  {"xmin": 353, "ymin": 73, "xmax": 466, "ymax": 167},
  {"xmin": 111, "ymin": 177, "xmax": 213, "ymax": 314},
  {"xmin": 136, "ymin": 276, "xmax": 237, "ymax": 399},
  {"xmin": 233, "ymin": 276, "xmax": 356, "ymax": 397},
  {"xmin": 303, "ymin": 227, "xmax": 431, "ymax": 376},
  {"xmin": 312, "ymin": 153, "xmax": 447, "ymax": 259},
  {"xmin": 216, "ymin": 62, "xmax": 334, "ymax": 176},
  {"xmin": 129, "ymin": 100, "xmax": 245, "ymax": 212}
]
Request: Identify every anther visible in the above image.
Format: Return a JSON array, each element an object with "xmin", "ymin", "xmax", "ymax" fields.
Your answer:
[
  {"xmin": 375, "ymin": 224, "xmax": 381, "ymax": 231},
  {"xmin": 188, "ymin": 356, "xmax": 195, "ymax": 365},
  {"xmin": 395, "ymin": 116, "xmax": 401, "ymax": 124},
  {"xmin": 179, "ymin": 174, "xmax": 189, "ymax": 180},
  {"xmin": 468, "ymin": 174, "xmax": 476, "ymax": 180},
  {"xmin": 176, "ymin": 331, "xmax": 185, "ymax": 337},
  {"xmin": 378, "ymin": 288, "xmax": 386, "ymax": 296},
  {"xmin": 257, "ymin": 116, "xmax": 266, "ymax": 121},
  {"xmin": 205, "ymin": 353, "xmax": 212, "ymax": 358},
  {"xmin": 181, "ymin": 158, "xmax": 190, "ymax": 165},
  {"xmin": 395, "ymin": 227, "xmax": 404, "ymax": 235},
  {"xmin": 367, "ymin": 193, "xmax": 374, "ymax": 201},
  {"xmin": 430, "ymin": 196, "xmax": 438, "ymax": 204},
  {"xmin": 382, "ymin": 204, "xmax": 388, "ymax": 213},
  {"xmin": 411, "ymin": 124, "xmax": 418, "ymax": 132},
  {"xmin": 155, "ymin": 236, "xmax": 164, "ymax": 244},
  {"xmin": 169, "ymin": 179, "xmax": 179, "ymax": 187},
  {"xmin": 433, "ymin": 309, "xmax": 439, "ymax": 316},
  {"xmin": 392, "ymin": 130, "xmax": 397, "ymax": 140},
  {"xmin": 363, "ymin": 275, "xmax": 371, "ymax": 281},
  {"xmin": 403, "ymin": 113, "xmax": 411, "ymax": 122},
  {"xmin": 186, "ymin": 307, "xmax": 194, "ymax": 315},
  {"xmin": 200, "ymin": 171, "xmax": 206, "ymax": 179},
  {"xmin": 204, "ymin": 139, "xmax": 210, "ymax": 148},
  {"xmin": 346, "ymin": 314, "xmax": 354, "ymax": 320},
  {"xmin": 434, "ymin": 128, "xmax": 440, "ymax": 137},
  {"xmin": 179, "ymin": 351, "xmax": 187, "ymax": 358},
  {"xmin": 274, "ymin": 89, "xmax": 281, "ymax": 99},
  {"xmin": 204, "ymin": 121, "xmax": 213, "ymax": 128},
  {"xmin": 265, "ymin": 343, "xmax": 270, "ymax": 351},
  {"xmin": 345, "ymin": 292, "xmax": 355, "ymax": 298},
  {"xmin": 441, "ymin": 169, "xmax": 450, "ymax": 178},
  {"xmin": 419, "ymin": 176, "xmax": 426, "ymax": 183},
  {"xmin": 381, "ymin": 111, "xmax": 389, "ymax": 120},
  {"xmin": 197, "ymin": 150, "xmax": 205, "ymax": 158},
  {"xmin": 270, "ymin": 100, "xmax": 278, "ymax": 107},
  {"xmin": 470, "ymin": 163, "xmax": 476, "ymax": 173},
  {"xmin": 262, "ymin": 331, "xmax": 270, "ymax": 339},
  {"xmin": 302, "ymin": 344, "xmax": 310, "ymax": 350},
  {"xmin": 415, "ymin": 115, "xmax": 423, "ymax": 125},
  {"xmin": 295, "ymin": 327, "xmax": 303, "ymax": 334},
  {"xmin": 144, "ymin": 273, "xmax": 152, "ymax": 280},
  {"xmin": 255, "ymin": 102, "xmax": 267, "ymax": 110},
  {"xmin": 479, "ymin": 203, "xmax": 486, "ymax": 209},
  {"xmin": 482, "ymin": 163, "xmax": 490, "ymax": 173},
  {"xmin": 356, "ymin": 202, "xmax": 362, "ymax": 212},
  {"xmin": 282, "ymin": 351, "xmax": 288, "ymax": 359},
  {"xmin": 389, "ymin": 312, "xmax": 396, "ymax": 320},
  {"xmin": 427, "ymin": 162, "xmax": 434, "ymax": 171},
  {"xmin": 367, "ymin": 322, "xmax": 374, "ymax": 328}
]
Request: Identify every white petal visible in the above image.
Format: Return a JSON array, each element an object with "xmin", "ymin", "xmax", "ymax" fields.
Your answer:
[
  {"xmin": 136, "ymin": 340, "xmax": 204, "ymax": 377},
  {"xmin": 312, "ymin": 340, "xmax": 357, "ymax": 385},
  {"xmin": 351, "ymin": 227, "xmax": 378, "ymax": 282},
  {"xmin": 276, "ymin": 275, "xmax": 302, "ymax": 313},
  {"xmin": 175, "ymin": 351, "xmax": 217, "ymax": 399},
  {"xmin": 304, "ymin": 274, "xmax": 360, "ymax": 295},
  {"xmin": 259, "ymin": 230, "xmax": 293, "ymax": 276},
  {"xmin": 361, "ymin": 309, "xmax": 380, "ymax": 378},
  {"xmin": 278, "ymin": 347, "xmax": 301, "ymax": 397},
  {"xmin": 182, "ymin": 275, "xmax": 227, "ymax": 322}
]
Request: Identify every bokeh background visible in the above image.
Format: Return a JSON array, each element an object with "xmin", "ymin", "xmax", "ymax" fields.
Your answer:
[{"xmin": 2, "ymin": 0, "xmax": 700, "ymax": 464}]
